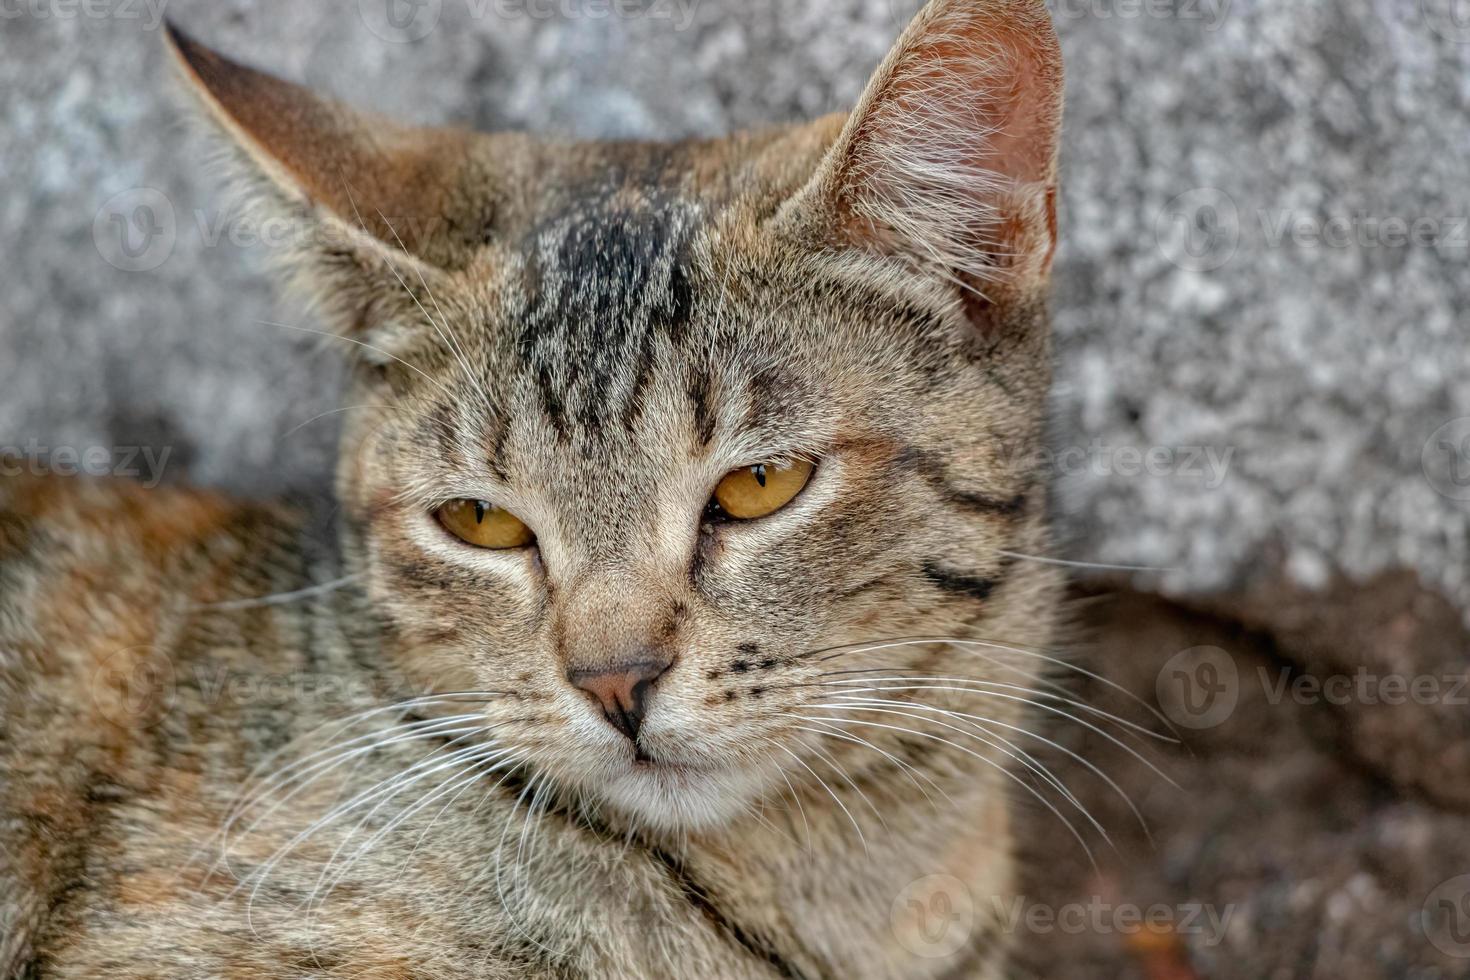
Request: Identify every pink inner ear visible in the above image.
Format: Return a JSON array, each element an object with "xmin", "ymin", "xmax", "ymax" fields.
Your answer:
[
  {"xmin": 963, "ymin": 32, "xmax": 1058, "ymax": 187},
  {"xmin": 825, "ymin": 2, "xmax": 1063, "ymax": 282},
  {"xmin": 886, "ymin": 25, "xmax": 1057, "ymax": 186}
]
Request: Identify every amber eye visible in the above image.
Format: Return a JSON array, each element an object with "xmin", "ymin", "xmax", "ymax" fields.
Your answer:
[
  {"xmin": 711, "ymin": 459, "xmax": 815, "ymax": 520},
  {"xmin": 436, "ymin": 499, "xmax": 535, "ymax": 549}
]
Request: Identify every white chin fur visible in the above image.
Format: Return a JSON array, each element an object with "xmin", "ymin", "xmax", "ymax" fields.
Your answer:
[{"xmin": 595, "ymin": 763, "xmax": 770, "ymax": 832}]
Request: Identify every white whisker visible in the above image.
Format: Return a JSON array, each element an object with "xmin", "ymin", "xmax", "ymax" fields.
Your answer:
[
  {"xmin": 786, "ymin": 717, "xmax": 950, "ymax": 813},
  {"xmin": 996, "ymin": 549, "xmax": 1179, "ymax": 573},
  {"xmin": 310, "ymin": 747, "xmax": 519, "ymax": 919},
  {"xmin": 817, "ymin": 686, "xmax": 1152, "ymax": 840},
  {"xmin": 807, "ymin": 699, "xmax": 1109, "ymax": 847},
  {"xmin": 282, "ymin": 403, "xmax": 392, "ymax": 439},
  {"xmin": 193, "ymin": 573, "xmax": 361, "ymax": 611},
  {"xmin": 814, "ymin": 635, "xmax": 1181, "ymax": 738},
  {"xmin": 796, "ymin": 710, "xmax": 1098, "ymax": 873},
  {"xmin": 254, "ymin": 319, "xmax": 455, "ymax": 400},
  {"xmin": 816, "ymin": 677, "xmax": 1178, "ymax": 792}
]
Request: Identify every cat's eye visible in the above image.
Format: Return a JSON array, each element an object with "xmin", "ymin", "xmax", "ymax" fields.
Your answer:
[
  {"xmin": 436, "ymin": 499, "xmax": 535, "ymax": 549},
  {"xmin": 711, "ymin": 459, "xmax": 815, "ymax": 520}
]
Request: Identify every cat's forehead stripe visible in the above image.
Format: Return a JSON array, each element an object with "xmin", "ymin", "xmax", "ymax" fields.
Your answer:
[{"xmin": 515, "ymin": 188, "xmax": 703, "ymax": 441}]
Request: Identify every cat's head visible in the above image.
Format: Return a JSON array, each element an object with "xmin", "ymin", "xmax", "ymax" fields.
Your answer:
[{"xmin": 169, "ymin": 0, "xmax": 1065, "ymax": 832}]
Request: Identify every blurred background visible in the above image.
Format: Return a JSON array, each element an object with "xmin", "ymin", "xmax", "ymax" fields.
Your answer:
[{"xmin": 3, "ymin": 0, "xmax": 1469, "ymax": 976}]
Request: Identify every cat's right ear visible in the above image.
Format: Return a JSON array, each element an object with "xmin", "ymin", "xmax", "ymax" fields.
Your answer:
[{"xmin": 163, "ymin": 23, "xmax": 491, "ymax": 343}]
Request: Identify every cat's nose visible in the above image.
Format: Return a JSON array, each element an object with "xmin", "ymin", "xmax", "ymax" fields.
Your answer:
[{"xmin": 567, "ymin": 656, "xmax": 672, "ymax": 743}]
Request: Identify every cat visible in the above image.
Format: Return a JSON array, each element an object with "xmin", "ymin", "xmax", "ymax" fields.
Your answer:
[{"xmin": 0, "ymin": 1, "xmax": 1066, "ymax": 976}]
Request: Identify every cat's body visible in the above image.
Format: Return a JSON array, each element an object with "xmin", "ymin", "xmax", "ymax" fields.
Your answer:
[{"xmin": 1, "ymin": 2, "xmax": 1067, "ymax": 976}]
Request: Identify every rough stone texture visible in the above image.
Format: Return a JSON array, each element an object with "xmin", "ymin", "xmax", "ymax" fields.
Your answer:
[{"xmin": 3, "ymin": 0, "xmax": 1468, "ymax": 612}]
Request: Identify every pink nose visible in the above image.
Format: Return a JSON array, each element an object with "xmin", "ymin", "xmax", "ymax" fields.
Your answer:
[{"xmin": 567, "ymin": 658, "xmax": 672, "ymax": 742}]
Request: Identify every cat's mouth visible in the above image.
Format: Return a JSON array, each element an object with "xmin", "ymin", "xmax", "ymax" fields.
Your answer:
[
  {"xmin": 629, "ymin": 747, "xmax": 716, "ymax": 776},
  {"xmin": 619, "ymin": 741, "xmax": 730, "ymax": 788},
  {"xmin": 586, "ymin": 737, "xmax": 767, "ymax": 829}
]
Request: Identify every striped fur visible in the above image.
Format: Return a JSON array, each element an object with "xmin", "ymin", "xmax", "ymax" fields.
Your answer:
[{"xmin": 1, "ymin": 2, "xmax": 1066, "ymax": 976}]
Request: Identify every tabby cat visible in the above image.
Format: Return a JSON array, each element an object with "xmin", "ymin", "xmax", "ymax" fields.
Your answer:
[{"xmin": 0, "ymin": 1, "xmax": 1067, "ymax": 976}]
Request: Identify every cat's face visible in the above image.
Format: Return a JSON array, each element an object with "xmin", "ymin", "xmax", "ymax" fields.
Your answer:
[
  {"xmin": 169, "ymin": 0, "xmax": 1065, "ymax": 831},
  {"xmin": 342, "ymin": 175, "xmax": 1052, "ymax": 829}
]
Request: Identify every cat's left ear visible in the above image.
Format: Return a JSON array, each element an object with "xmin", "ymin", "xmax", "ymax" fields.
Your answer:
[
  {"xmin": 785, "ymin": 0, "xmax": 1063, "ymax": 300},
  {"xmin": 163, "ymin": 22, "xmax": 493, "ymax": 341}
]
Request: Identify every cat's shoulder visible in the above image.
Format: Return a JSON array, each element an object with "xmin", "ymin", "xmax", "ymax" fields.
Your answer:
[
  {"xmin": 0, "ymin": 474, "xmax": 274, "ymax": 976},
  {"xmin": 0, "ymin": 474, "xmax": 250, "ymax": 678},
  {"xmin": 0, "ymin": 471, "xmax": 242, "ymax": 564},
  {"xmin": 0, "ymin": 473, "xmax": 294, "ymax": 733}
]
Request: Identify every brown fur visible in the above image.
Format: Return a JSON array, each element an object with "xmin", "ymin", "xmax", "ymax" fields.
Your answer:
[{"xmin": 1, "ymin": 2, "xmax": 1068, "ymax": 976}]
